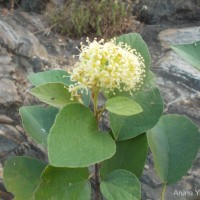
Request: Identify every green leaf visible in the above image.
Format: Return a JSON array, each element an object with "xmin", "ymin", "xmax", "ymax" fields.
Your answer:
[
  {"xmin": 28, "ymin": 70, "xmax": 73, "ymax": 86},
  {"xmin": 106, "ymin": 96, "xmax": 143, "ymax": 116},
  {"xmin": 33, "ymin": 166, "xmax": 90, "ymax": 200},
  {"xmin": 101, "ymin": 169, "xmax": 141, "ymax": 200},
  {"xmin": 116, "ymin": 33, "xmax": 151, "ymax": 69},
  {"xmin": 101, "ymin": 133, "xmax": 148, "ymax": 179},
  {"xmin": 79, "ymin": 89, "xmax": 91, "ymax": 107},
  {"xmin": 48, "ymin": 103, "xmax": 116, "ymax": 167},
  {"xmin": 30, "ymin": 83, "xmax": 74, "ymax": 108},
  {"xmin": 3, "ymin": 156, "xmax": 46, "ymax": 200},
  {"xmin": 144, "ymin": 70, "xmax": 157, "ymax": 89},
  {"xmin": 110, "ymin": 87, "xmax": 164, "ymax": 140},
  {"xmin": 147, "ymin": 114, "xmax": 200, "ymax": 184},
  {"xmin": 19, "ymin": 106, "xmax": 58, "ymax": 146},
  {"xmin": 28, "ymin": 70, "xmax": 90, "ymax": 107},
  {"xmin": 171, "ymin": 41, "xmax": 200, "ymax": 71}
]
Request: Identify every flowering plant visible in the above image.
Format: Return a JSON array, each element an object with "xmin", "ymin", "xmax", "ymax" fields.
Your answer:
[
  {"xmin": 3, "ymin": 33, "xmax": 200, "ymax": 200},
  {"xmin": 69, "ymin": 38, "xmax": 146, "ymax": 96}
]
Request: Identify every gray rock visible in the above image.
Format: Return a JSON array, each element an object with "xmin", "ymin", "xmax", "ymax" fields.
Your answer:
[
  {"xmin": 7, "ymin": 11, "xmax": 46, "ymax": 33},
  {"xmin": 154, "ymin": 27, "xmax": 200, "ymax": 126},
  {"xmin": 0, "ymin": 55, "xmax": 11, "ymax": 65},
  {"xmin": 142, "ymin": 178, "xmax": 195, "ymax": 200},
  {"xmin": 0, "ymin": 162, "xmax": 2, "ymax": 182},
  {"xmin": 0, "ymin": 20, "xmax": 19, "ymax": 50},
  {"xmin": 51, "ymin": 0, "xmax": 66, "ymax": 7},
  {"xmin": 0, "ymin": 125, "xmax": 24, "ymax": 164},
  {"xmin": 20, "ymin": 0, "xmax": 48, "ymax": 13},
  {"xmin": 158, "ymin": 27, "xmax": 200, "ymax": 49},
  {"xmin": 0, "ymin": 9, "xmax": 73, "ymax": 200},
  {"xmin": 0, "ymin": 19, "xmax": 47, "ymax": 58},
  {"xmin": 0, "ymin": 78, "xmax": 21, "ymax": 107},
  {"xmin": 141, "ymin": 26, "xmax": 200, "ymax": 200},
  {"xmin": 0, "ymin": 123, "xmax": 47, "ymax": 163},
  {"xmin": 141, "ymin": 161, "xmax": 196, "ymax": 200},
  {"xmin": 133, "ymin": 0, "xmax": 200, "ymax": 24},
  {"xmin": 15, "ymin": 125, "xmax": 25, "ymax": 134},
  {"xmin": 0, "ymin": 124, "xmax": 25, "ymax": 158},
  {"xmin": 0, "ymin": 62, "xmax": 15, "ymax": 76},
  {"xmin": 0, "ymin": 124, "xmax": 25, "ymax": 143},
  {"xmin": 0, "ymin": 115, "xmax": 14, "ymax": 124},
  {"xmin": 0, "ymin": 135, "xmax": 19, "ymax": 158}
]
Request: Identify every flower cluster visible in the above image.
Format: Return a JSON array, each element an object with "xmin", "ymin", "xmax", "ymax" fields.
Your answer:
[{"xmin": 69, "ymin": 38, "xmax": 146, "ymax": 96}]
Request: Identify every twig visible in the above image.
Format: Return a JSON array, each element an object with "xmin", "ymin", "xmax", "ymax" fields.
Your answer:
[{"xmin": 32, "ymin": 23, "xmax": 57, "ymax": 36}]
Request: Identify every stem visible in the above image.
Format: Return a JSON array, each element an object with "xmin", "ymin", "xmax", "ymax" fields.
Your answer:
[
  {"xmin": 92, "ymin": 91, "xmax": 101, "ymax": 200},
  {"xmin": 94, "ymin": 163, "xmax": 101, "ymax": 200},
  {"xmin": 93, "ymin": 91, "xmax": 99, "ymax": 120},
  {"xmin": 97, "ymin": 107, "xmax": 106, "ymax": 121},
  {"xmin": 161, "ymin": 184, "xmax": 167, "ymax": 200}
]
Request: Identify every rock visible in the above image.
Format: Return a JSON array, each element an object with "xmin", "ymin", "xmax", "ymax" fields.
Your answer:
[
  {"xmin": 0, "ymin": 48, "xmax": 12, "ymax": 65},
  {"xmin": 20, "ymin": 0, "xmax": 48, "ymax": 13},
  {"xmin": 154, "ymin": 27, "xmax": 200, "ymax": 126},
  {"xmin": 0, "ymin": 47, "xmax": 14, "ymax": 71},
  {"xmin": 7, "ymin": 11, "xmax": 46, "ymax": 33},
  {"xmin": 0, "ymin": 135, "xmax": 19, "ymax": 158},
  {"xmin": 142, "ymin": 177, "xmax": 195, "ymax": 200},
  {"xmin": 0, "ymin": 123, "xmax": 47, "ymax": 162},
  {"xmin": 0, "ymin": 12, "xmax": 73, "ymax": 75},
  {"xmin": 50, "ymin": 0, "xmax": 66, "ymax": 7},
  {"xmin": 0, "ymin": 163, "xmax": 2, "ymax": 181},
  {"xmin": 133, "ymin": 0, "xmax": 200, "ymax": 24},
  {"xmin": 0, "ymin": 19, "xmax": 47, "ymax": 58},
  {"xmin": 0, "ymin": 78, "xmax": 21, "ymax": 107},
  {"xmin": 15, "ymin": 125, "xmax": 25, "ymax": 134},
  {"xmin": 144, "ymin": 164, "xmax": 149, "ymax": 170},
  {"xmin": 0, "ymin": 63, "xmax": 16, "ymax": 79},
  {"xmin": 0, "ymin": 162, "xmax": 13, "ymax": 200},
  {"xmin": 141, "ymin": 155, "xmax": 196, "ymax": 200},
  {"xmin": 0, "ymin": 20, "xmax": 19, "ymax": 50},
  {"xmin": 141, "ymin": 168, "xmax": 162, "ymax": 189},
  {"xmin": 0, "ymin": 124, "xmax": 25, "ymax": 145},
  {"xmin": 0, "ymin": 8, "xmax": 75, "ymax": 199},
  {"xmin": 158, "ymin": 27, "xmax": 200, "ymax": 49},
  {"xmin": 0, "ymin": 115, "xmax": 14, "ymax": 124},
  {"xmin": 140, "ymin": 26, "xmax": 200, "ymax": 200}
]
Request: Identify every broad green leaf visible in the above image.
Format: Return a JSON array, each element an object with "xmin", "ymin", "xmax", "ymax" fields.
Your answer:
[
  {"xmin": 28, "ymin": 70, "xmax": 90, "ymax": 107},
  {"xmin": 33, "ymin": 166, "xmax": 90, "ymax": 200},
  {"xmin": 101, "ymin": 133, "xmax": 148, "ymax": 179},
  {"xmin": 147, "ymin": 114, "xmax": 200, "ymax": 184},
  {"xmin": 30, "ymin": 83, "xmax": 74, "ymax": 108},
  {"xmin": 116, "ymin": 33, "xmax": 151, "ymax": 69},
  {"xmin": 171, "ymin": 41, "xmax": 200, "ymax": 71},
  {"xmin": 3, "ymin": 156, "xmax": 46, "ymax": 200},
  {"xmin": 28, "ymin": 70, "xmax": 73, "ymax": 86},
  {"xmin": 101, "ymin": 169, "xmax": 141, "ymax": 200},
  {"xmin": 79, "ymin": 89, "xmax": 91, "ymax": 107},
  {"xmin": 106, "ymin": 96, "xmax": 143, "ymax": 116},
  {"xmin": 19, "ymin": 106, "xmax": 58, "ymax": 146},
  {"xmin": 110, "ymin": 87, "xmax": 163, "ymax": 140},
  {"xmin": 48, "ymin": 103, "xmax": 116, "ymax": 167},
  {"xmin": 144, "ymin": 70, "xmax": 157, "ymax": 89}
]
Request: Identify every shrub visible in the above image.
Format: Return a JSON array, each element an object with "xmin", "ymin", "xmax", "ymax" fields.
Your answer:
[{"xmin": 46, "ymin": 0, "xmax": 133, "ymax": 38}]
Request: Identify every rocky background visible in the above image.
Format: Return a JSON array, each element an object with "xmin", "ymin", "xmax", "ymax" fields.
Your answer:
[{"xmin": 0, "ymin": 0, "xmax": 200, "ymax": 200}]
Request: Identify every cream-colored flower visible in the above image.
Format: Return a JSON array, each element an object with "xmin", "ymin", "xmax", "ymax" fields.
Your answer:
[{"xmin": 69, "ymin": 38, "xmax": 146, "ymax": 96}]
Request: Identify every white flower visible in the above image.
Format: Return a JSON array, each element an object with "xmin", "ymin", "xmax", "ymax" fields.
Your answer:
[{"xmin": 69, "ymin": 38, "xmax": 146, "ymax": 96}]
